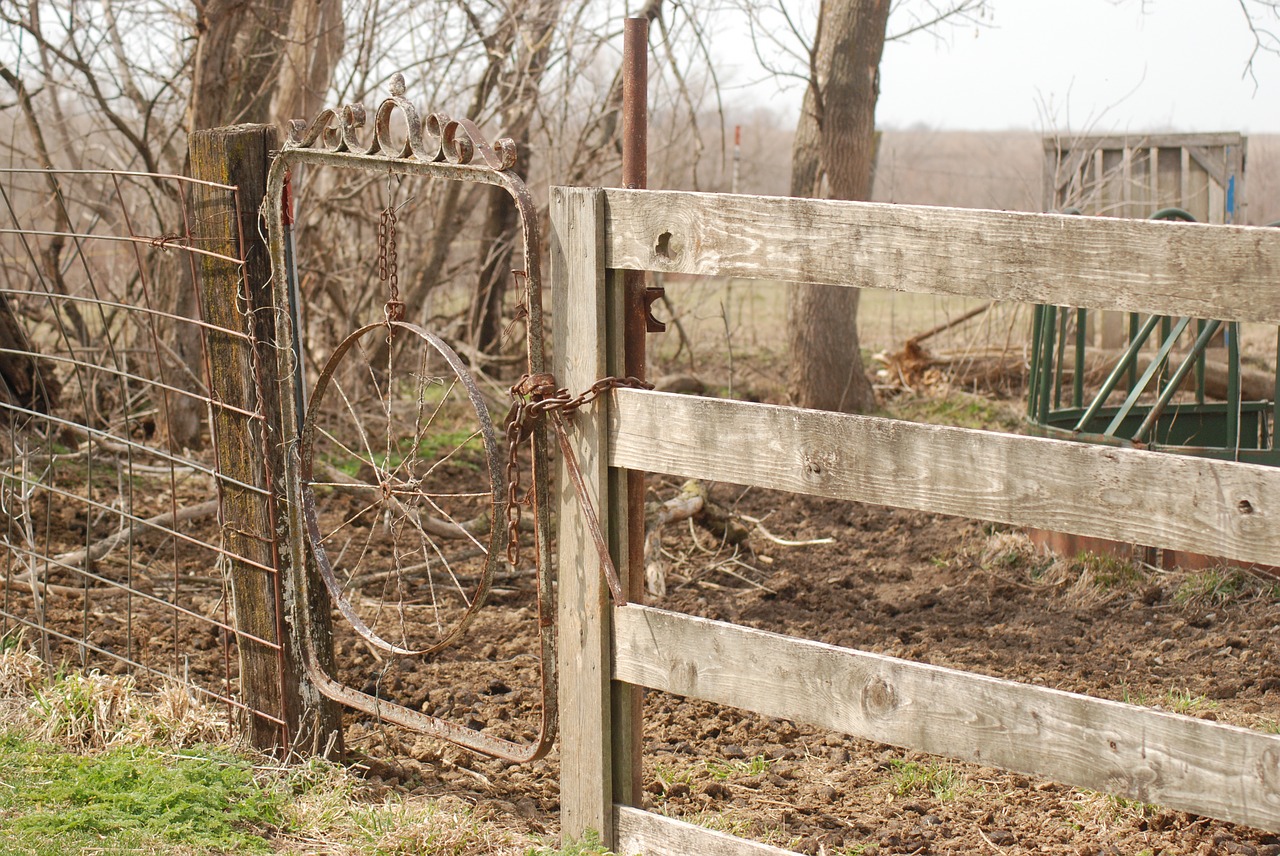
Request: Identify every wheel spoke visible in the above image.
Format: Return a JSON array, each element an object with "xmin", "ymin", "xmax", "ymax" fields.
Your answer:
[{"xmin": 301, "ymin": 320, "xmax": 505, "ymax": 656}]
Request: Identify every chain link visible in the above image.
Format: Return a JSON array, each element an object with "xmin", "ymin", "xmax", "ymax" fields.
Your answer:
[
  {"xmin": 378, "ymin": 205, "xmax": 405, "ymax": 324},
  {"xmin": 503, "ymin": 373, "xmax": 652, "ymax": 568}
]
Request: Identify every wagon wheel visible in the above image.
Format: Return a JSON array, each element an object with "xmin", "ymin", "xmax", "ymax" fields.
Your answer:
[{"xmin": 300, "ymin": 320, "xmax": 507, "ymax": 656}]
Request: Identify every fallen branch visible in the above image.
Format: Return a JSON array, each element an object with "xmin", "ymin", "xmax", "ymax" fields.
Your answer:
[
  {"xmin": 906, "ymin": 302, "xmax": 993, "ymax": 348},
  {"xmin": 0, "ymin": 574, "xmax": 86, "ymax": 598},
  {"xmin": 341, "ymin": 553, "xmax": 544, "ymax": 588},
  {"xmin": 708, "ymin": 556, "xmax": 777, "ymax": 594},
  {"xmin": 884, "ymin": 338, "xmax": 1274, "ymax": 402},
  {"xmin": 644, "ymin": 480, "xmax": 707, "ymax": 598},
  {"xmin": 50, "ymin": 498, "xmax": 220, "ymax": 571},
  {"xmin": 643, "ymin": 481, "xmax": 756, "ymax": 597}
]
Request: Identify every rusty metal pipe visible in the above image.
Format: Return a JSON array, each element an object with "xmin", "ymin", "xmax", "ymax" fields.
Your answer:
[
  {"xmin": 621, "ymin": 18, "xmax": 648, "ymax": 605},
  {"xmin": 619, "ymin": 15, "xmax": 649, "ymax": 809}
]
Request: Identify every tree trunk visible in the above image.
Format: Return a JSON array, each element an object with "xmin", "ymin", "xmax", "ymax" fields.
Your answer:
[
  {"xmin": 469, "ymin": 184, "xmax": 522, "ymax": 355},
  {"xmin": 166, "ymin": 0, "xmax": 345, "ymax": 449},
  {"xmin": 190, "ymin": 0, "xmax": 291, "ymax": 131},
  {"xmin": 787, "ymin": 0, "xmax": 889, "ymax": 413},
  {"xmin": 0, "ymin": 290, "xmax": 60, "ymax": 416},
  {"xmin": 271, "ymin": 0, "xmax": 345, "ymax": 123},
  {"xmin": 466, "ymin": 0, "xmax": 561, "ymax": 357}
]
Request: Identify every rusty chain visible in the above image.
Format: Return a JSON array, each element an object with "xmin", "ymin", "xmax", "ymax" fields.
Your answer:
[
  {"xmin": 378, "ymin": 202, "xmax": 405, "ymax": 324},
  {"xmin": 504, "ymin": 373, "xmax": 652, "ymax": 601}
]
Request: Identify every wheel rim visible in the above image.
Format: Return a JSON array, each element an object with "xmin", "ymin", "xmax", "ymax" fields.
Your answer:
[{"xmin": 299, "ymin": 320, "xmax": 506, "ymax": 656}]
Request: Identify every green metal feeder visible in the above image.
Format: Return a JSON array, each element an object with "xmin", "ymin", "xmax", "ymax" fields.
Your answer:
[{"xmin": 1026, "ymin": 209, "xmax": 1280, "ymax": 465}]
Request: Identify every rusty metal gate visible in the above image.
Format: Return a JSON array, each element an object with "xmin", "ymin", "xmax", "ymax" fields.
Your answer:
[{"xmin": 266, "ymin": 75, "xmax": 571, "ymax": 761}]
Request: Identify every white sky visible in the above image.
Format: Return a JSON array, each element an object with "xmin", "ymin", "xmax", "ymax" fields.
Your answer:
[{"xmin": 721, "ymin": 1, "xmax": 1280, "ymax": 134}]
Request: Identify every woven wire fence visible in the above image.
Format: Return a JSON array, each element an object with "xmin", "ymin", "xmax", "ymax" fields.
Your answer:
[{"xmin": 0, "ymin": 167, "xmax": 289, "ymax": 741}]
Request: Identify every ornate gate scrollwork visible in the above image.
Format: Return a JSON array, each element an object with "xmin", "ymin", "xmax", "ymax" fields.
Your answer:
[{"xmin": 264, "ymin": 74, "xmax": 555, "ymax": 762}]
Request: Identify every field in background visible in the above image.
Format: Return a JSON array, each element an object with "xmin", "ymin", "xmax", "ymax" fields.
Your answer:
[{"xmin": 653, "ymin": 130, "xmax": 1280, "ymax": 405}]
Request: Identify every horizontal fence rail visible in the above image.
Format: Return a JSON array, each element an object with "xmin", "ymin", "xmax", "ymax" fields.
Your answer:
[
  {"xmin": 614, "ymin": 604, "xmax": 1280, "ymax": 832},
  {"xmin": 607, "ymin": 389, "xmax": 1280, "ymax": 567},
  {"xmin": 600, "ymin": 188, "xmax": 1280, "ymax": 324},
  {"xmin": 552, "ymin": 184, "xmax": 1280, "ymax": 854}
]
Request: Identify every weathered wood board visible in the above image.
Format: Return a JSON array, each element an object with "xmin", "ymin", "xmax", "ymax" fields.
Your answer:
[
  {"xmin": 190, "ymin": 125, "xmax": 290, "ymax": 750},
  {"xmin": 613, "ymin": 604, "xmax": 1280, "ymax": 832},
  {"xmin": 607, "ymin": 389, "xmax": 1280, "ymax": 567},
  {"xmin": 551, "ymin": 185, "xmax": 617, "ymax": 842},
  {"xmin": 600, "ymin": 188, "xmax": 1280, "ymax": 323},
  {"xmin": 614, "ymin": 805, "xmax": 800, "ymax": 856}
]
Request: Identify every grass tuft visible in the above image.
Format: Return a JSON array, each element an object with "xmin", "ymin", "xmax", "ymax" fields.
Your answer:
[
  {"xmin": 886, "ymin": 390, "xmax": 1023, "ymax": 432},
  {"xmin": 1173, "ymin": 568, "xmax": 1248, "ymax": 606},
  {"xmin": 886, "ymin": 759, "xmax": 966, "ymax": 801},
  {"xmin": 1164, "ymin": 687, "xmax": 1217, "ymax": 716},
  {"xmin": 705, "ymin": 754, "xmax": 772, "ymax": 781},
  {"xmin": 0, "ymin": 638, "xmax": 542, "ymax": 855},
  {"xmin": 527, "ymin": 829, "xmax": 615, "ymax": 855}
]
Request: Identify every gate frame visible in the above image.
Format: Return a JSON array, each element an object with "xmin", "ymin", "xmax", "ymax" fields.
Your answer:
[
  {"xmin": 552, "ymin": 184, "xmax": 1280, "ymax": 854},
  {"xmin": 263, "ymin": 79, "xmax": 558, "ymax": 761}
]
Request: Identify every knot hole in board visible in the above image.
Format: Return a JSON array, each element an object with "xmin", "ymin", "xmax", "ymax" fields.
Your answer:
[{"xmin": 655, "ymin": 231, "xmax": 673, "ymax": 260}]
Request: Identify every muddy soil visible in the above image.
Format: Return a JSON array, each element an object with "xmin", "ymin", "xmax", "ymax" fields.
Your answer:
[
  {"xmin": 336, "ymin": 476, "xmax": 1280, "ymax": 856},
  {"xmin": 20, "ymin": 406, "xmax": 1280, "ymax": 855}
]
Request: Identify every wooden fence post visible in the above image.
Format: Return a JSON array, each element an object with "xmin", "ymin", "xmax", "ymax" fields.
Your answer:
[
  {"xmin": 553, "ymin": 185, "xmax": 630, "ymax": 844},
  {"xmin": 189, "ymin": 124, "xmax": 341, "ymax": 755}
]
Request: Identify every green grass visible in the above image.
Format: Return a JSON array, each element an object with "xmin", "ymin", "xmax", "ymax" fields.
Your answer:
[
  {"xmin": 321, "ymin": 428, "xmax": 486, "ymax": 479},
  {"xmin": 526, "ymin": 830, "xmax": 615, "ymax": 855},
  {"xmin": 0, "ymin": 733, "xmax": 284, "ymax": 854},
  {"xmin": 1119, "ymin": 683, "xmax": 1218, "ymax": 716},
  {"xmin": 1164, "ymin": 687, "xmax": 1217, "ymax": 716},
  {"xmin": 1120, "ymin": 682, "xmax": 1150, "ymax": 707},
  {"xmin": 1069, "ymin": 790, "xmax": 1158, "ymax": 827},
  {"xmin": 1103, "ymin": 794, "xmax": 1159, "ymax": 820},
  {"xmin": 0, "ymin": 630, "xmax": 20, "ymax": 654},
  {"xmin": 885, "ymin": 759, "xmax": 965, "ymax": 801},
  {"xmin": 886, "ymin": 391, "xmax": 1023, "ymax": 432},
  {"xmin": 653, "ymin": 760, "xmax": 694, "ymax": 791},
  {"xmin": 1174, "ymin": 568, "xmax": 1246, "ymax": 606},
  {"xmin": 414, "ymin": 428, "xmax": 486, "ymax": 463},
  {"xmin": 1075, "ymin": 553, "xmax": 1145, "ymax": 590},
  {"xmin": 704, "ymin": 754, "xmax": 771, "ymax": 781},
  {"xmin": 660, "ymin": 807, "xmax": 803, "ymax": 851},
  {"xmin": 0, "ymin": 650, "xmax": 542, "ymax": 856}
]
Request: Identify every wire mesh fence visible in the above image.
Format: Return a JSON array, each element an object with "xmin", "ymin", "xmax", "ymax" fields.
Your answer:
[{"xmin": 0, "ymin": 167, "xmax": 289, "ymax": 742}]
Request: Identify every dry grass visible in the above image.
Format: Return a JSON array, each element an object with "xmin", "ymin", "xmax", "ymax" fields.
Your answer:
[
  {"xmin": 0, "ymin": 635, "xmax": 569, "ymax": 855},
  {"xmin": 976, "ymin": 531, "xmax": 1148, "ymax": 608},
  {"xmin": 0, "ymin": 643, "xmax": 231, "ymax": 750}
]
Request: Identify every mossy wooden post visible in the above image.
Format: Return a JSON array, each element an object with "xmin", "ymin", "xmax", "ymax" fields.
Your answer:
[{"xmin": 189, "ymin": 124, "xmax": 341, "ymax": 755}]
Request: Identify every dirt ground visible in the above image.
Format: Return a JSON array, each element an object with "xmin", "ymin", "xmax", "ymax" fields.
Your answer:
[
  {"xmin": 326, "ymin": 450, "xmax": 1280, "ymax": 856},
  {"xmin": 17, "ymin": 333, "xmax": 1280, "ymax": 854}
]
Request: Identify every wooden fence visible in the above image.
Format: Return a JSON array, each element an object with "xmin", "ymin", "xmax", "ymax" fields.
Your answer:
[{"xmin": 550, "ymin": 185, "xmax": 1280, "ymax": 855}]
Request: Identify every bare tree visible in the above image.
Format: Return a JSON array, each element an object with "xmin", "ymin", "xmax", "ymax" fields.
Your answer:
[
  {"xmin": 741, "ymin": 0, "xmax": 986, "ymax": 412},
  {"xmin": 1, "ymin": 0, "xmax": 348, "ymax": 445},
  {"xmin": 2, "ymin": 0, "xmax": 729, "ymax": 392},
  {"xmin": 785, "ymin": 0, "xmax": 891, "ymax": 413}
]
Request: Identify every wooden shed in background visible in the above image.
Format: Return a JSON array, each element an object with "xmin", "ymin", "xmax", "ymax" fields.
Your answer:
[{"xmin": 1044, "ymin": 132, "xmax": 1246, "ymax": 222}]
